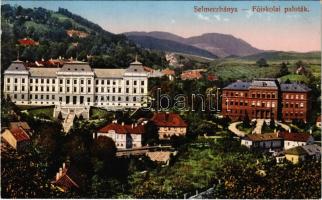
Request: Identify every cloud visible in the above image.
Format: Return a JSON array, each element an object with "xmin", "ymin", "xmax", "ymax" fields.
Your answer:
[
  {"xmin": 246, "ymin": 9, "xmax": 254, "ymax": 19},
  {"xmin": 170, "ymin": 19, "xmax": 176, "ymax": 24},
  {"xmin": 213, "ymin": 14, "xmax": 221, "ymax": 21},
  {"xmin": 197, "ymin": 13, "xmax": 210, "ymax": 21}
]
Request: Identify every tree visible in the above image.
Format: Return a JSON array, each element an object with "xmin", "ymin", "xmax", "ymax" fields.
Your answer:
[
  {"xmin": 278, "ymin": 62, "xmax": 289, "ymax": 77},
  {"xmin": 242, "ymin": 114, "xmax": 251, "ymax": 128},
  {"xmin": 142, "ymin": 121, "xmax": 159, "ymax": 146},
  {"xmin": 256, "ymin": 58, "xmax": 269, "ymax": 67},
  {"xmin": 91, "ymin": 136, "xmax": 116, "ymax": 163}
]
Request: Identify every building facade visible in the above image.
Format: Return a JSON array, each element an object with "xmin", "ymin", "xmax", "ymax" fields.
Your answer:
[
  {"xmin": 96, "ymin": 122, "xmax": 145, "ymax": 149},
  {"xmin": 3, "ymin": 59, "xmax": 148, "ymax": 117},
  {"xmin": 222, "ymin": 79, "xmax": 311, "ymax": 122},
  {"xmin": 151, "ymin": 112, "xmax": 187, "ymax": 140}
]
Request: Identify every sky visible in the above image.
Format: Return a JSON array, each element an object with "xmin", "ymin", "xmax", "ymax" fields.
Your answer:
[{"xmin": 3, "ymin": 1, "xmax": 321, "ymax": 52}]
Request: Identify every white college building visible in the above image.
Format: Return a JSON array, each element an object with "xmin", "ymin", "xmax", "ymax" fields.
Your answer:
[{"xmin": 3, "ymin": 59, "xmax": 148, "ymax": 118}]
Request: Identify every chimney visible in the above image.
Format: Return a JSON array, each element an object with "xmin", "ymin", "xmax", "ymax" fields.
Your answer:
[
  {"xmin": 56, "ymin": 172, "xmax": 60, "ymax": 181},
  {"xmin": 59, "ymin": 168, "xmax": 63, "ymax": 176},
  {"xmin": 165, "ymin": 112, "xmax": 170, "ymax": 121}
]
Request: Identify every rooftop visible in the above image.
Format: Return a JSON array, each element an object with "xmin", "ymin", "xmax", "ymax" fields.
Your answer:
[
  {"xmin": 243, "ymin": 133, "xmax": 281, "ymax": 142},
  {"xmin": 284, "ymin": 146, "xmax": 308, "ymax": 155},
  {"xmin": 10, "ymin": 127, "xmax": 30, "ymax": 142},
  {"xmin": 151, "ymin": 112, "xmax": 187, "ymax": 127},
  {"xmin": 98, "ymin": 123, "xmax": 145, "ymax": 134},
  {"xmin": 280, "ymin": 83, "xmax": 311, "ymax": 92},
  {"xmin": 279, "ymin": 132, "xmax": 312, "ymax": 142},
  {"xmin": 224, "ymin": 81, "xmax": 251, "ymax": 90}
]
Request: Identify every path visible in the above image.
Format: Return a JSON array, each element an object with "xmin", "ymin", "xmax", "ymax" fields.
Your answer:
[
  {"xmin": 62, "ymin": 111, "xmax": 75, "ymax": 133},
  {"xmin": 252, "ymin": 119, "xmax": 265, "ymax": 134},
  {"xmin": 228, "ymin": 122, "xmax": 246, "ymax": 137}
]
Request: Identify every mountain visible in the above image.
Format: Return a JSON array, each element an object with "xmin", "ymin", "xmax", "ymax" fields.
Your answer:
[
  {"xmin": 1, "ymin": 4, "xmax": 168, "ymax": 71},
  {"xmin": 124, "ymin": 31, "xmax": 262, "ymax": 58},
  {"xmin": 127, "ymin": 35, "xmax": 217, "ymax": 59}
]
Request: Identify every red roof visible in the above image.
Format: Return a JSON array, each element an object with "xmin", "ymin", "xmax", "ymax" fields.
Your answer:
[
  {"xmin": 162, "ymin": 68, "xmax": 175, "ymax": 76},
  {"xmin": 144, "ymin": 66, "xmax": 154, "ymax": 72},
  {"xmin": 279, "ymin": 132, "xmax": 312, "ymax": 142},
  {"xmin": 181, "ymin": 70, "xmax": 202, "ymax": 80},
  {"xmin": 207, "ymin": 74, "xmax": 218, "ymax": 81},
  {"xmin": 18, "ymin": 38, "xmax": 38, "ymax": 46},
  {"xmin": 53, "ymin": 167, "xmax": 80, "ymax": 191},
  {"xmin": 98, "ymin": 123, "xmax": 145, "ymax": 134},
  {"xmin": 151, "ymin": 112, "xmax": 187, "ymax": 127},
  {"xmin": 10, "ymin": 127, "xmax": 30, "ymax": 142}
]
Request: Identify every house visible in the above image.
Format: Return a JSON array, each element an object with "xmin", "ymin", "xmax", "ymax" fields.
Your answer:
[
  {"xmin": 180, "ymin": 70, "xmax": 202, "ymax": 80},
  {"xmin": 296, "ymin": 66, "xmax": 307, "ymax": 75},
  {"xmin": 241, "ymin": 133, "xmax": 283, "ymax": 151},
  {"xmin": 18, "ymin": 38, "xmax": 39, "ymax": 46},
  {"xmin": 206, "ymin": 73, "xmax": 218, "ymax": 81},
  {"xmin": 284, "ymin": 144, "xmax": 321, "ymax": 164},
  {"xmin": 161, "ymin": 68, "xmax": 175, "ymax": 81},
  {"xmin": 66, "ymin": 29, "xmax": 89, "ymax": 38},
  {"xmin": 52, "ymin": 162, "xmax": 81, "ymax": 192},
  {"xmin": 96, "ymin": 121, "xmax": 145, "ymax": 149},
  {"xmin": 284, "ymin": 146, "xmax": 307, "ymax": 164},
  {"xmin": 151, "ymin": 112, "xmax": 187, "ymax": 140},
  {"xmin": 9, "ymin": 121, "xmax": 31, "ymax": 133},
  {"xmin": 144, "ymin": 66, "xmax": 164, "ymax": 78},
  {"xmin": 278, "ymin": 131, "xmax": 314, "ymax": 150},
  {"xmin": 1, "ymin": 126, "xmax": 30, "ymax": 151},
  {"xmin": 316, "ymin": 115, "xmax": 321, "ymax": 128},
  {"xmin": 301, "ymin": 144, "xmax": 321, "ymax": 160}
]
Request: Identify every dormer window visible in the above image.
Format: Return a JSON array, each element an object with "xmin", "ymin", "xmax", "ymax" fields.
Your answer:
[
  {"xmin": 134, "ymin": 69, "xmax": 137, "ymax": 72},
  {"xmin": 68, "ymin": 68, "xmax": 70, "ymax": 70}
]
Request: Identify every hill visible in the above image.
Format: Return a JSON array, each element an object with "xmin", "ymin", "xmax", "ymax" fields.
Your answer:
[
  {"xmin": 124, "ymin": 31, "xmax": 262, "ymax": 58},
  {"xmin": 1, "ymin": 4, "xmax": 168, "ymax": 72},
  {"xmin": 240, "ymin": 51, "xmax": 321, "ymax": 61},
  {"xmin": 127, "ymin": 35, "xmax": 217, "ymax": 59}
]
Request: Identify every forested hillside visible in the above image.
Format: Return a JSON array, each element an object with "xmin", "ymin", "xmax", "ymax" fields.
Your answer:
[{"xmin": 1, "ymin": 4, "xmax": 168, "ymax": 72}]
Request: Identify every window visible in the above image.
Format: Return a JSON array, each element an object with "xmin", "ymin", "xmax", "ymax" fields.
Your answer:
[
  {"xmin": 30, "ymin": 79, "xmax": 33, "ymax": 83},
  {"xmin": 87, "ymin": 97, "xmax": 90, "ymax": 102},
  {"xmin": 126, "ymin": 88, "xmax": 129, "ymax": 93},
  {"xmin": 14, "ymin": 86, "xmax": 17, "ymax": 91},
  {"xmin": 141, "ymin": 81, "xmax": 144, "ymax": 85},
  {"xmin": 52, "ymin": 86, "xmax": 55, "ymax": 92},
  {"xmin": 133, "ymin": 97, "xmax": 136, "ymax": 101},
  {"xmin": 126, "ymin": 96, "xmax": 129, "ymax": 101},
  {"xmin": 113, "ymin": 88, "xmax": 115, "ymax": 93},
  {"xmin": 67, "ymin": 79, "xmax": 70, "ymax": 84},
  {"xmin": 52, "ymin": 79, "xmax": 55, "ymax": 84},
  {"xmin": 47, "ymin": 79, "xmax": 49, "ymax": 84},
  {"xmin": 14, "ymin": 94, "xmax": 17, "ymax": 99},
  {"xmin": 67, "ymin": 87, "xmax": 70, "ymax": 92},
  {"xmin": 36, "ymin": 79, "xmax": 38, "ymax": 84},
  {"xmin": 22, "ymin": 78, "xmax": 25, "ymax": 83},
  {"xmin": 88, "ymin": 79, "xmax": 91, "ymax": 85},
  {"xmin": 7, "ymin": 78, "xmax": 10, "ymax": 83},
  {"xmin": 47, "ymin": 86, "xmax": 49, "ymax": 91},
  {"xmin": 118, "ymin": 97, "xmax": 121, "ymax": 101},
  {"xmin": 101, "ymin": 87, "xmax": 104, "ymax": 93},
  {"xmin": 14, "ymin": 78, "xmax": 17, "ymax": 83},
  {"xmin": 134, "ymin": 81, "xmax": 137, "ymax": 85},
  {"xmin": 7, "ymin": 86, "xmax": 10, "ymax": 91},
  {"xmin": 257, "ymin": 94, "xmax": 260, "ymax": 98},
  {"xmin": 133, "ymin": 88, "xmax": 137, "ymax": 94},
  {"xmin": 22, "ymin": 86, "xmax": 25, "ymax": 91},
  {"xmin": 141, "ymin": 88, "xmax": 144, "ymax": 93},
  {"xmin": 35, "ymin": 86, "xmax": 38, "ymax": 91},
  {"xmin": 300, "ymin": 95, "xmax": 304, "ymax": 99},
  {"xmin": 52, "ymin": 95, "xmax": 55, "ymax": 100},
  {"xmin": 60, "ymin": 87, "xmax": 63, "ymax": 92},
  {"xmin": 81, "ymin": 79, "xmax": 84, "ymax": 84},
  {"xmin": 300, "ymin": 103, "xmax": 304, "ymax": 108},
  {"xmin": 101, "ymin": 80, "xmax": 104, "ymax": 84},
  {"xmin": 272, "ymin": 102, "xmax": 275, "ymax": 108},
  {"xmin": 88, "ymin": 87, "xmax": 91, "ymax": 93},
  {"xmin": 118, "ymin": 88, "xmax": 121, "ymax": 93},
  {"xmin": 60, "ymin": 79, "xmax": 63, "ymax": 84},
  {"xmin": 107, "ymin": 80, "xmax": 110, "ymax": 85},
  {"xmin": 96, "ymin": 80, "xmax": 99, "ymax": 85},
  {"xmin": 74, "ymin": 87, "xmax": 77, "ymax": 92},
  {"xmin": 81, "ymin": 87, "xmax": 84, "ymax": 93},
  {"xmin": 41, "ymin": 79, "xmax": 44, "ymax": 84},
  {"xmin": 74, "ymin": 80, "xmax": 77, "ymax": 84},
  {"xmin": 59, "ymin": 97, "xmax": 62, "ymax": 102},
  {"xmin": 29, "ymin": 86, "xmax": 32, "ymax": 91},
  {"xmin": 96, "ymin": 87, "xmax": 98, "ymax": 93},
  {"xmin": 113, "ymin": 81, "xmax": 116, "ymax": 85},
  {"xmin": 46, "ymin": 95, "xmax": 49, "ymax": 99}
]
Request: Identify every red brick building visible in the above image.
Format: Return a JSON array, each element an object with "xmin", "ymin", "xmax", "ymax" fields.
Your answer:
[{"xmin": 222, "ymin": 79, "xmax": 311, "ymax": 122}]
